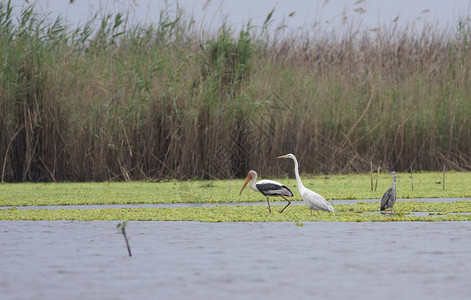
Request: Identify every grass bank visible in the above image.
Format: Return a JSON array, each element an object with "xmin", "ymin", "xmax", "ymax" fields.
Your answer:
[
  {"xmin": 1, "ymin": 3, "xmax": 471, "ymax": 182},
  {"xmin": 0, "ymin": 172, "xmax": 470, "ymax": 207}
]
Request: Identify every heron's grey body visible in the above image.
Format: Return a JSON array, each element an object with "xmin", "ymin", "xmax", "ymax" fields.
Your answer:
[{"xmin": 380, "ymin": 172, "xmax": 397, "ymax": 215}]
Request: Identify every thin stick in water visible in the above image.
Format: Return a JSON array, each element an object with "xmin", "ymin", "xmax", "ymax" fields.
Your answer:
[
  {"xmin": 370, "ymin": 161, "xmax": 373, "ymax": 191},
  {"xmin": 442, "ymin": 165, "xmax": 446, "ymax": 190},
  {"xmin": 374, "ymin": 166, "xmax": 380, "ymax": 191},
  {"xmin": 117, "ymin": 221, "xmax": 132, "ymax": 257}
]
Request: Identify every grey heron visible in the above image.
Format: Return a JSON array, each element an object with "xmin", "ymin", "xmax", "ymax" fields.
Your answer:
[{"xmin": 380, "ymin": 171, "xmax": 397, "ymax": 215}]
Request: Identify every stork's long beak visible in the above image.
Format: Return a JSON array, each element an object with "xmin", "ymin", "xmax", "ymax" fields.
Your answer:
[
  {"xmin": 239, "ymin": 175, "xmax": 252, "ymax": 195},
  {"xmin": 277, "ymin": 155, "xmax": 287, "ymax": 159}
]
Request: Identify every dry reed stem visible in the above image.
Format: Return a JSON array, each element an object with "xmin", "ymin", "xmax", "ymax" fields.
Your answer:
[{"xmin": 1, "ymin": 4, "xmax": 471, "ymax": 181}]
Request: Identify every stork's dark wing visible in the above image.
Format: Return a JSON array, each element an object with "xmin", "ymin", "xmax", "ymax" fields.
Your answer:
[
  {"xmin": 255, "ymin": 179, "xmax": 293, "ymax": 197},
  {"xmin": 256, "ymin": 182, "xmax": 283, "ymax": 196}
]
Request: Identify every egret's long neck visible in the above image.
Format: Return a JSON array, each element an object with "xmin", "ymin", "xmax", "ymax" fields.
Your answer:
[
  {"xmin": 392, "ymin": 175, "xmax": 396, "ymax": 191},
  {"xmin": 292, "ymin": 157, "xmax": 305, "ymax": 192}
]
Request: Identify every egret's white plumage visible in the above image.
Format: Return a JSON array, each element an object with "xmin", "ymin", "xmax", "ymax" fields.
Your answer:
[
  {"xmin": 278, "ymin": 154, "xmax": 334, "ymax": 216},
  {"xmin": 239, "ymin": 170, "xmax": 293, "ymax": 213}
]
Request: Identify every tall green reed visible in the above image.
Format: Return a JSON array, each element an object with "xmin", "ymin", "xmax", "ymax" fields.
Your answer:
[{"xmin": 0, "ymin": 2, "xmax": 470, "ymax": 182}]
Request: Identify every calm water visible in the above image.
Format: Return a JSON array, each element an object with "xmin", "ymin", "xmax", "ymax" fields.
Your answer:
[
  {"xmin": 2, "ymin": 197, "xmax": 469, "ymax": 210},
  {"xmin": 1, "ymin": 220, "xmax": 470, "ymax": 300}
]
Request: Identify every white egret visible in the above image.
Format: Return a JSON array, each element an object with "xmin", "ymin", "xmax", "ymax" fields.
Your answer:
[
  {"xmin": 380, "ymin": 172, "xmax": 397, "ymax": 215},
  {"xmin": 277, "ymin": 154, "xmax": 334, "ymax": 216},
  {"xmin": 239, "ymin": 170, "xmax": 294, "ymax": 213}
]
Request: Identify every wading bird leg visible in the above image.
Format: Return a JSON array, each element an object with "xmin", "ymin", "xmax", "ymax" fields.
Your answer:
[
  {"xmin": 311, "ymin": 208, "xmax": 320, "ymax": 220},
  {"xmin": 279, "ymin": 196, "xmax": 291, "ymax": 213},
  {"xmin": 266, "ymin": 196, "xmax": 272, "ymax": 213}
]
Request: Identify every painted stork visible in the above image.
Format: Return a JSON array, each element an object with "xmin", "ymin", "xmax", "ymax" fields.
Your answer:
[
  {"xmin": 380, "ymin": 172, "xmax": 397, "ymax": 215},
  {"xmin": 277, "ymin": 153, "xmax": 334, "ymax": 216},
  {"xmin": 239, "ymin": 170, "xmax": 294, "ymax": 213}
]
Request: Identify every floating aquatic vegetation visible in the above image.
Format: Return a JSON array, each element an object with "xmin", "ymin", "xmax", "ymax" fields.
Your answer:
[{"xmin": 1, "ymin": 201, "xmax": 471, "ymax": 222}]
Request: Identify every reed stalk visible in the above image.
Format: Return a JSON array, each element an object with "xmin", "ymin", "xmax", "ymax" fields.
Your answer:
[{"xmin": 1, "ymin": 3, "xmax": 470, "ymax": 182}]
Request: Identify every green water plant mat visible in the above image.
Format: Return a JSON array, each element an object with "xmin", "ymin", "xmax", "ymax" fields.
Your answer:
[
  {"xmin": 1, "ymin": 201, "xmax": 470, "ymax": 222},
  {"xmin": 1, "ymin": 172, "xmax": 470, "ymax": 207}
]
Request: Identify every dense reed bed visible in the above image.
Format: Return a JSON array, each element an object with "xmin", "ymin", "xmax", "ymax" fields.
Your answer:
[{"xmin": 1, "ymin": 2, "xmax": 470, "ymax": 182}]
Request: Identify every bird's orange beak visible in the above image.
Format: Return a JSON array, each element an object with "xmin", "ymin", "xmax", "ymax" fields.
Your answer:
[
  {"xmin": 239, "ymin": 174, "xmax": 252, "ymax": 196},
  {"xmin": 277, "ymin": 155, "xmax": 287, "ymax": 159}
]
